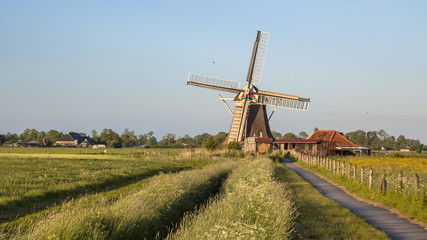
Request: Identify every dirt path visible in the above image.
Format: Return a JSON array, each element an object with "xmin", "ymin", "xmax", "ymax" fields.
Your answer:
[{"xmin": 281, "ymin": 158, "xmax": 427, "ymax": 240}]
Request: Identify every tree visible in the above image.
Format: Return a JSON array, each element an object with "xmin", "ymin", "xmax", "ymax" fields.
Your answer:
[
  {"xmin": 29, "ymin": 129, "xmax": 39, "ymax": 141},
  {"xmin": 36, "ymin": 131, "xmax": 46, "ymax": 143},
  {"xmin": 367, "ymin": 131, "xmax": 381, "ymax": 150},
  {"xmin": 345, "ymin": 130, "xmax": 367, "ymax": 147},
  {"xmin": 99, "ymin": 129, "xmax": 122, "ymax": 148},
  {"xmin": 395, "ymin": 135, "xmax": 407, "ymax": 150},
  {"xmin": 202, "ymin": 134, "xmax": 218, "ymax": 151},
  {"xmin": 193, "ymin": 133, "xmax": 209, "ymax": 146},
  {"xmin": 298, "ymin": 131, "xmax": 308, "ymax": 139},
  {"xmin": 19, "ymin": 129, "xmax": 31, "ymax": 141},
  {"xmin": 139, "ymin": 131, "xmax": 157, "ymax": 147},
  {"xmin": 46, "ymin": 130, "xmax": 63, "ymax": 146},
  {"xmin": 91, "ymin": 130, "xmax": 100, "ymax": 144},
  {"xmin": 2, "ymin": 133, "xmax": 18, "ymax": 144},
  {"xmin": 121, "ymin": 128, "xmax": 137, "ymax": 147},
  {"xmin": 214, "ymin": 132, "xmax": 228, "ymax": 145},
  {"xmin": 271, "ymin": 131, "xmax": 282, "ymax": 140},
  {"xmin": 283, "ymin": 132, "xmax": 297, "ymax": 139}
]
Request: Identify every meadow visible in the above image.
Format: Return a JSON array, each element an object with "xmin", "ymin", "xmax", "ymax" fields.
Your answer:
[
  {"xmin": 0, "ymin": 147, "xmax": 396, "ymax": 239},
  {"xmin": 0, "ymin": 147, "xmax": 207, "ymax": 223}
]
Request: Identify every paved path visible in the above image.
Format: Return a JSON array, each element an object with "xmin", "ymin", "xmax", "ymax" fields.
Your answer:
[{"xmin": 281, "ymin": 158, "xmax": 427, "ymax": 240}]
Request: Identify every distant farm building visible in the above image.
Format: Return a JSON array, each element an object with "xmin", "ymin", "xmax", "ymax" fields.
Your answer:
[
  {"xmin": 55, "ymin": 132, "xmax": 94, "ymax": 148},
  {"xmin": 308, "ymin": 128, "xmax": 370, "ymax": 156},
  {"xmin": 275, "ymin": 139, "xmax": 333, "ymax": 157}
]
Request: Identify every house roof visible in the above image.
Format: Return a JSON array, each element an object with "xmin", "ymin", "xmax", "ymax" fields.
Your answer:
[
  {"xmin": 255, "ymin": 138, "xmax": 273, "ymax": 143},
  {"xmin": 308, "ymin": 129, "xmax": 358, "ymax": 147},
  {"xmin": 275, "ymin": 139, "xmax": 322, "ymax": 143},
  {"xmin": 57, "ymin": 132, "xmax": 83, "ymax": 142}
]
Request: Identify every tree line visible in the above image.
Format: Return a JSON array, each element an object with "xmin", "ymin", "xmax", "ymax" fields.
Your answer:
[
  {"xmin": 0, "ymin": 128, "xmax": 424, "ymax": 151},
  {"xmin": 344, "ymin": 129, "xmax": 424, "ymax": 152}
]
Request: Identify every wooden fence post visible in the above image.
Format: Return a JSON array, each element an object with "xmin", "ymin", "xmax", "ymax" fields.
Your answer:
[
  {"xmin": 348, "ymin": 163, "xmax": 351, "ymax": 179},
  {"xmin": 369, "ymin": 169, "xmax": 373, "ymax": 189},
  {"xmin": 414, "ymin": 173, "xmax": 419, "ymax": 196},
  {"xmin": 337, "ymin": 161, "xmax": 341, "ymax": 175},
  {"xmin": 332, "ymin": 160, "xmax": 335, "ymax": 174},
  {"xmin": 381, "ymin": 172, "xmax": 387, "ymax": 195},
  {"xmin": 398, "ymin": 171, "xmax": 403, "ymax": 191},
  {"xmin": 360, "ymin": 166, "xmax": 364, "ymax": 184},
  {"xmin": 342, "ymin": 162, "xmax": 345, "ymax": 176},
  {"xmin": 353, "ymin": 164, "xmax": 357, "ymax": 180}
]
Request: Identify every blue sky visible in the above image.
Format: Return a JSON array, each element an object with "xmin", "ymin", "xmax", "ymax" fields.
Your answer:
[{"xmin": 1, "ymin": 0, "xmax": 426, "ymax": 143}]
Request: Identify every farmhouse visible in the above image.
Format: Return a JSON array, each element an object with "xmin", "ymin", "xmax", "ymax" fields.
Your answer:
[
  {"xmin": 55, "ymin": 132, "xmax": 94, "ymax": 148},
  {"xmin": 275, "ymin": 139, "xmax": 333, "ymax": 157},
  {"xmin": 308, "ymin": 128, "xmax": 370, "ymax": 156}
]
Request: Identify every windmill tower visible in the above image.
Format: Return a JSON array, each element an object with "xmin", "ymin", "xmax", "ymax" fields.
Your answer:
[{"xmin": 187, "ymin": 31, "xmax": 310, "ymax": 146}]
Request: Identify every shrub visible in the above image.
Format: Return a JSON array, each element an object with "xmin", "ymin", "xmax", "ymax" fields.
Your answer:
[{"xmin": 226, "ymin": 141, "xmax": 241, "ymax": 150}]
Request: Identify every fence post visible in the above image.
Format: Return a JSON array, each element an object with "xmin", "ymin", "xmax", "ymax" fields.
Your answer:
[
  {"xmin": 332, "ymin": 160, "xmax": 335, "ymax": 174},
  {"xmin": 348, "ymin": 163, "xmax": 351, "ymax": 179},
  {"xmin": 353, "ymin": 164, "xmax": 357, "ymax": 180},
  {"xmin": 414, "ymin": 173, "xmax": 419, "ymax": 196},
  {"xmin": 342, "ymin": 162, "xmax": 345, "ymax": 176},
  {"xmin": 369, "ymin": 169, "xmax": 373, "ymax": 189},
  {"xmin": 337, "ymin": 161, "xmax": 341, "ymax": 175},
  {"xmin": 361, "ymin": 166, "xmax": 364, "ymax": 184},
  {"xmin": 381, "ymin": 172, "xmax": 387, "ymax": 196},
  {"xmin": 398, "ymin": 171, "xmax": 403, "ymax": 191}
]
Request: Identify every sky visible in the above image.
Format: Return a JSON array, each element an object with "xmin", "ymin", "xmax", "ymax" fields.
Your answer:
[{"xmin": 1, "ymin": 0, "xmax": 426, "ymax": 143}]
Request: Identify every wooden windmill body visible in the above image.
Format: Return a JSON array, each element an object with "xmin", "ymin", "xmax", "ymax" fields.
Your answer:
[{"xmin": 187, "ymin": 31, "xmax": 310, "ymax": 146}]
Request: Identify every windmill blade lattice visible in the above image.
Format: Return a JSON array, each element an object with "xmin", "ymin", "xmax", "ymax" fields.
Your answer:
[
  {"xmin": 251, "ymin": 31, "xmax": 269, "ymax": 85},
  {"xmin": 187, "ymin": 73, "xmax": 242, "ymax": 94}
]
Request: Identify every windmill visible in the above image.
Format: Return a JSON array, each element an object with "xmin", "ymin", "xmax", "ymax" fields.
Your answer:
[{"xmin": 187, "ymin": 31, "xmax": 310, "ymax": 146}]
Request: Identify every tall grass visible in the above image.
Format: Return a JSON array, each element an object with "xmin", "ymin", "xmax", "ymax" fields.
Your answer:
[
  {"xmin": 4, "ymin": 161, "xmax": 237, "ymax": 240},
  {"xmin": 0, "ymin": 152, "xmax": 198, "ymax": 223},
  {"xmin": 168, "ymin": 157, "xmax": 296, "ymax": 240}
]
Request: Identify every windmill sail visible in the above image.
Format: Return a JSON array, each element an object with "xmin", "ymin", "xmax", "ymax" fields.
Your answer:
[
  {"xmin": 257, "ymin": 89, "xmax": 310, "ymax": 111},
  {"xmin": 251, "ymin": 31, "xmax": 269, "ymax": 85},
  {"xmin": 187, "ymin": 73, "xmax": 242, "ymax": 94}
]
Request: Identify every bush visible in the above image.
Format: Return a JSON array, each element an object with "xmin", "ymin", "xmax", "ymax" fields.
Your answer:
[
  {"xmin": 227, "ymin": 141, "xmax": 241, "ymax": 150},
  {"xmin": 202, "ymin": 134, "xmax": 218, "ymax": 151}
]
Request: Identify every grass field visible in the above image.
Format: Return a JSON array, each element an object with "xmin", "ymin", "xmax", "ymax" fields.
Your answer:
[
  {"xmin": 0, "ymin": 147, "xmax": 410, "ymax": 239},
  {"xmin": 0, "ymin": 147, "xmax": 210, "ymax": 224}
]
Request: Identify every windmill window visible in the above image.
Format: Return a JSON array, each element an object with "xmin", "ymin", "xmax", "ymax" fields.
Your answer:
[{"xmin": 258, "ymin": 132, "xmax": 263, "ymax": 137}]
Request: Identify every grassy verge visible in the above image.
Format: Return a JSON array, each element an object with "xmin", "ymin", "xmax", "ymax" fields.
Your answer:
[
  {"xmin": 274, "ymin": 162, "xmax": 389, "ymax": 240},
  {"xmin": 293, "ymin": 159, "xmax": 427, "ymax": 226},
  {"xmin": 168, "ymin": 157, "xmax": 296, "ymax": 240},
  {"xmin": 1, "ymin": 160, "xmax": 237, "ymax": 239},
  {"xmin": 0, "ymin": 154, "xmax": 200, "ymax": 223}
]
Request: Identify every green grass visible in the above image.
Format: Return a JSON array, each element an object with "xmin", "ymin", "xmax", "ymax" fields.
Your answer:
[
  {"xmin": 168, "ymin": 157, "xmax": 296, "ymax": 240},
  {"xmin": 274, "ymin": 162, "xmax": 390, "ymax": 240},
  {"xmin": 1, "ymin": 161, "xmax": 238, "ymax": 239},
  {"xmin": 293, "ymin": 159, "xmax": 427, "ymax": 226},
  {"xmin": 0, "ymin": 148, "xmax": 213, "ymax": 223}
]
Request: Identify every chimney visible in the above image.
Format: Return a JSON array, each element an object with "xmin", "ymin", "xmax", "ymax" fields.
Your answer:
[{"xmin": 314, "ymin": 127, "xmax": 319, "ymax": 133}]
